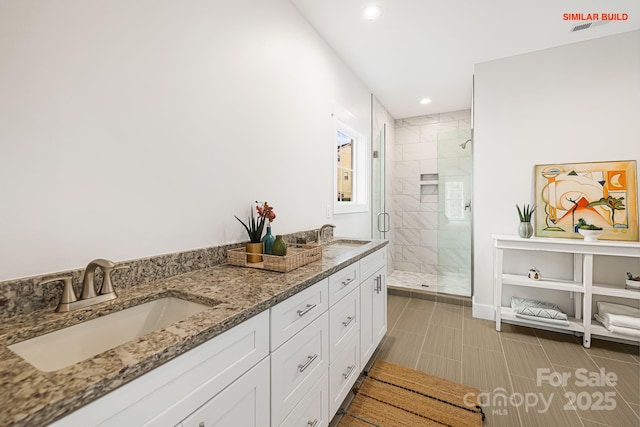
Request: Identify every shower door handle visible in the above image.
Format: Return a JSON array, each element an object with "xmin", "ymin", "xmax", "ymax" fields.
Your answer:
[
  {"xmin": 377, "ymin": 212, "xmax": 390, "ymax": 233},
  {"xmin": 465, "ymin": 201, "xmax": 472, "ymax": 211}
]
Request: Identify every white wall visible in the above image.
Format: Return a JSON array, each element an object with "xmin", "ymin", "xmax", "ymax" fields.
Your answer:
[
  {"xmin": 0, "ymin": 0, "xmax": 373, "ymax": 281},
  {"xmin": 473, "ymin": 30, "xmax": 640, "ymax": 318}
]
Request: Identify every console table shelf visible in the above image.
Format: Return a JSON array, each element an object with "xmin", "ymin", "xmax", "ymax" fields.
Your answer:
[
  {"xmin": 501, "ymin": 274, "xmax": 584, "ymax": 293},
  {"xmin": 493, "ymin": 234, "xmax": 640, "ymax": 348}
]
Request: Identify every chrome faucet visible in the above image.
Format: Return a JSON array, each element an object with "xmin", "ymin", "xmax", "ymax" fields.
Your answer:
[
  {"xmin": 40, "ymin": 259, "xmax": 128, "ymax": 312},
  {"xmin": 317, "ymin": 224, "xmax": 336, "ymax": 243}
]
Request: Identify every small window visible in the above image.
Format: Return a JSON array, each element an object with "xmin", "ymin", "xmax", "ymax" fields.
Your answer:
[
  {"xmin": 334, "ymin": 121, "xmax": 368, "ymax": 214},
  {"xmin": 337, "ymin": 131, "xmax": 354, "ymax": 201}
]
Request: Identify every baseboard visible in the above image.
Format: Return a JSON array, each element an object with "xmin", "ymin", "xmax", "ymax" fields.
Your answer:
[
  {"xmin": 388, "ymin": 286, "xmax": 471, "ymax": 307},
  {"xmin": 471, "ymin": 300, "xmax": 494, "ymax": 320}
]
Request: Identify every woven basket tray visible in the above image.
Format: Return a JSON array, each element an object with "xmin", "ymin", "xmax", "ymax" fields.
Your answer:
[{"xmin": 227, "ymin": 244, "xmax": 322, "ymax": 273}]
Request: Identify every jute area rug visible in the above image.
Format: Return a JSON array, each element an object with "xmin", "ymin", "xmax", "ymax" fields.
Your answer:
[{"xmin": 337, "ymin": 360, "xmax": 484, "ymax": 426}]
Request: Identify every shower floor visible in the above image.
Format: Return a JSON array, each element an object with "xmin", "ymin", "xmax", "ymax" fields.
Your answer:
[{"xmin": 387, "ymin": 270, "xmax": 471, "ymax": 297}]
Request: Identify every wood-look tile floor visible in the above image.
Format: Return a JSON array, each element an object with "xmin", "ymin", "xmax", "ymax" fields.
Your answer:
[{"xmin": 370, "ymin": 294, "xmax": 640, "ymax": 427}]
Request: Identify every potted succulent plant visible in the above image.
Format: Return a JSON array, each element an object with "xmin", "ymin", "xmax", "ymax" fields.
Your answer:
[
  {"xmin": 235, "ymin": 201, "xmax": 276, "ymax": 262},
  {"xmin": 576, "ymin": 218, "xmax": 603, "ymax": 241},
  {"xmin": 516, "ymin": 204, "xmax": 536, "ymax": 238}
]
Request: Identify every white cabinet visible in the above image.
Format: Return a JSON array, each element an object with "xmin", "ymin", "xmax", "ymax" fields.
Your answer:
[
  {"xmin": 271, "ymin": 312, "xmax": 329, "ymax": 426},
  {"xmin": 328, "ymin": 263, "xmax": 359, "ymax": 306},
  {"xmin": 270, "ymin": 278, "xmax": 329, "ymax": 351},
  {"xmin": 51, "ymin": 311, "xmax": 270, "ymax": 427},
  {"xmin": 493, "ymin": 235, "xmax": 640, "ymax": 348},
  {"xmin": 177, "ymin": 357, "xmax": 270, "ymax": 427},
  {"xmin": 372, "ymin": 268, "xmax": 387, "ymax": 350},
  {"xmin": 328, "ymin": 329, "xmax": 360, "ymax": 416},
  {"xmin": 279, "ymin": 372, "xmax": 329, "ymax": 427},
  {"xmin": 360, "ymin": 249, "xmax": 387, "ymax": 367},
  {"xmin": 359, "ymin": 249, "xmax": 385, "ymax": 282},
  {"xmin": 328, "ymin": 287, "xmax": 359, "ymax": 362}
]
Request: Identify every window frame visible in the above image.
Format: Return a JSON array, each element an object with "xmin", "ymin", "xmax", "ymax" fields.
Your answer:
[{"xmin": 334, "ymin": 120, "xmax": 368, "ymax": 215}]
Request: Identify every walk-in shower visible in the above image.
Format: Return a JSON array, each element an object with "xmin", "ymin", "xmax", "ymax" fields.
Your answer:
[{"xmin": 388, "ymin": 126, "xmax": 473, "ymax": 297}]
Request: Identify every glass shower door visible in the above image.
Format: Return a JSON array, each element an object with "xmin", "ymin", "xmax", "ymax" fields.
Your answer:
[
  {"xmin": 372, "ymin": 124, "xmax": 388, "ymax": 239},
  {"xmin": 436, "ymin": 129, "xmax": 472, "ymax": 296}
]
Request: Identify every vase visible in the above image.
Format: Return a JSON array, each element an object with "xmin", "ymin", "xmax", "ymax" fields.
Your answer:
[
  {"xmin": 272, "ymin": 235, "xmax": 287, "ymax": 256},
  {"xmin": 262, "ymin": 224, "xmax": 276, "ymax": 255},
  {"xmin": 518, "ymin": 222, "xmax": 533, "ymax": 239},
  {"xmin": 245, "ymin": 242, "xmax": 263, "ymax": 263}
]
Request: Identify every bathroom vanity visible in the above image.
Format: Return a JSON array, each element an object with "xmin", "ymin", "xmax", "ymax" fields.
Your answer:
[{"xmin": 0, "ymin": 239, "xmax": 387, "ymax": 427}]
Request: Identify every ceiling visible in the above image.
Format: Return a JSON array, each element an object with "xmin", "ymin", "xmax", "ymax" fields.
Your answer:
[{"xmin": 290, "ymin": 0, "xmax": 640, "ymax": 119}]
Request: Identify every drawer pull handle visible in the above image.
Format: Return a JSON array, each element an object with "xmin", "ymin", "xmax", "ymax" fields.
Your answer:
[
  {"xmin": 298, "ymin": 354, "xmax": 318, "ymax": 372},
  {"xmin": 341, "ymin": 277, "xmax": 354, "ymax": 287},
  {"xmin": 342, "ymin": 364, "xmax": 355, "ymax": 379},
  {"xmin": 375, "ymin": 275, "xmax": 382, "ymax": 293},
  {"xmin": 297, "ymin": 303, "xmax": 317, "ymax": 317},
  {"xmin": 307, "ymin": 419, "xmax": 318, "ymax": 427},
  {"xmin": 342, "ymin": 316, "xmax": 355, "ymax": 327}
]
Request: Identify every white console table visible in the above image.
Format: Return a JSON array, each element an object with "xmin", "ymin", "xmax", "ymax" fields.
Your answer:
[{"xmin": 493, "ymin": 235, "xmax": 640, "ymax": 348}]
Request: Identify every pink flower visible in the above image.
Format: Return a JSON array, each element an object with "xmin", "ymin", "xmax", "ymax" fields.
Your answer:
[{"xmin": 256, "ymin": 201, "xmax": 276, "ymax": 223}]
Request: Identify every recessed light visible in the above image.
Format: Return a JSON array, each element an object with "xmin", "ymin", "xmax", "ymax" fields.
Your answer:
[
  {"xmin": 362, "ymin": 5, "xmax": 382, "ymax": 21},
  {"xmin": 420, "ymin": 98, "xmax": 432, "ymax": 105}
]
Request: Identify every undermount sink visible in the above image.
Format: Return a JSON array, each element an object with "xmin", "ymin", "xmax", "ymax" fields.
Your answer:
[
  {"xmin": 307, "ymin": 239, "xmax": 370, "ymax": 248},
  {"xmin": 8, "ymin": 297, "xmax": 211, "ymax": 372},
  {"xmin": 327, "ymin": 239, "xmax": 369, "ymax": 247}
]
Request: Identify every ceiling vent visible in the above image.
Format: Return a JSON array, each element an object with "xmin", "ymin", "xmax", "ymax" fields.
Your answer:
[{"xmin": 570, "ymin": 20, "xmax": 610, "ymax": 33}]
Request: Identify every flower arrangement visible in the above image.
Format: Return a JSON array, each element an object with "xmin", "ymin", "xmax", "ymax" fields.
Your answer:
[
  {"xmin": 235, "ymin": 201, "xmax": 276, "ymax": 243},
  {"xmin": 257, "ymin": 201, "xmax": 276, "ymax": 223},
  {"xmin": 516, "ymin": 204, "xmax": 536, "ymax": 222}
]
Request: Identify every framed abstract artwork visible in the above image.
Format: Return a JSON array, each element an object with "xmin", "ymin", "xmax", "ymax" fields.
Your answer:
[{"xmin": 534, "ymin": 160, "xmax": 638, "ymax": 241}]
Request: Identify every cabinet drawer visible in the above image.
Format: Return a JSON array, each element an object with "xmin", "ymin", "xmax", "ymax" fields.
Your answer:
[
  {"xmin": 328, "ymin": 263, "xmax": 359, "ymax": 306},
  {"xmin": 279, "ymin": 371, "xmax": 329, "ymax": 427},
  {"xmin": 271, "ymin": 312, "xmax": 329, "ymax": 426},
  {"xmin": 329, "ymin": 331, "xmax": 360, "ymax": 417},
  {"xmin": 177, "ymin": 356, "xmax": 270, "ymax": 427},
  {"xmin": 271, "ymin": 278, "xmax": 329, "ymax": 351},
  {"xmin": 329, "ymin": 287, "xmax": 359, "ymax": 363},
  {"xmin": 359, "ymin": 249, "xmax": 386, "ymax": 281}
]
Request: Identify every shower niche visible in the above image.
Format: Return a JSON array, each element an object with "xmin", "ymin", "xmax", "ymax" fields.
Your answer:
[{"xmin": 420, "ymin": 173, "xmax": 439, "ymax": 202}]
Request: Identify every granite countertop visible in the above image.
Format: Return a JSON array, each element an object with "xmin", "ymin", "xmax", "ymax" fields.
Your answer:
[{"xmin": 0, "ymin": 239, "xmax": 387, "ymax": 426}]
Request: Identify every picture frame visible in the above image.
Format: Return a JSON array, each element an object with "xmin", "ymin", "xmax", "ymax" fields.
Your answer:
[{"xmin": 534, "ymin": 160, "xmax": 638, "ymax": 241}]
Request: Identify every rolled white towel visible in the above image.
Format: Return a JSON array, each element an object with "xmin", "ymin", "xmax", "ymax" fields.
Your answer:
[
  {"xmin": 601, "ymin": 313, "xmax": 640, "ymax": 330},
  {"xmin": 594, "ymin": 314, "xmax": 640, "ymax": 338},
  {"xmin": 596, "ymin": 301, "xmax": 640, "ymax": 330}
]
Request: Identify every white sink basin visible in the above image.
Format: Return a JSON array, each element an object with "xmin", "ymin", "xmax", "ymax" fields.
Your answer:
[
  {"xmin": 328, "ymin": 240, "xmax": 369, "ymax": 247},
  {"xmin": 9, "ymin": 297, "xmax": 211, "ymax": 372}
]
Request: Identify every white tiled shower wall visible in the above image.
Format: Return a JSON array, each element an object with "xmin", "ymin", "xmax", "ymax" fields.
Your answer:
[{"xmin": 393, "ymin": 109, "xmax": 471, "ymax": 273}]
